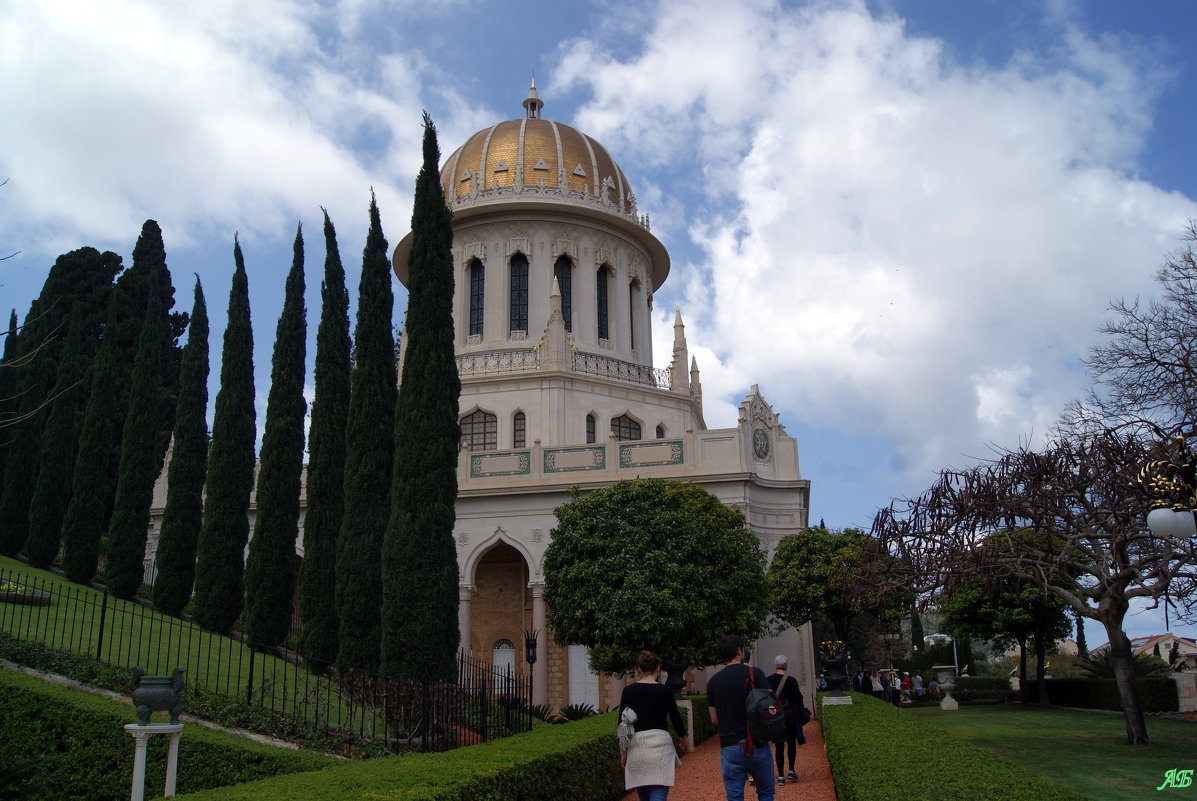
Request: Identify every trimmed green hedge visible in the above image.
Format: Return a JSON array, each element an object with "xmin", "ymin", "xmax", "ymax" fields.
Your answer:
[
  {"xmin": 686, "ymin": 694, "xmax": 718, "ymax": 744},
  {"xmin": 820, "ymin": 692, "xmax": 1087, "ymax": 801},
  {"xmin": 1024, "ymin": 677, "xmax": 1178, "ymax": 712},
  {"xmin": 953, "ymin": 676, "xmax": 1014, "ymax": 705},
  {"xmin": 0, "ymin": 668, "xmax": 336, "ymax": 801},
  {"xmin": 173, "ymin": 712, "xmax": 625, "ymax": 801}
]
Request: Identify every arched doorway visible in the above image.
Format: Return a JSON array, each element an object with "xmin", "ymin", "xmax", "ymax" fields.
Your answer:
[{"xmin": 470, "ymin": 541, "xmax": 531, "ymax": 672}]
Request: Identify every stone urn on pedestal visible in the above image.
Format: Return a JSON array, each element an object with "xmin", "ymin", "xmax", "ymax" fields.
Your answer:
[
  {"xmin": 932, "ymin": 665, "xmax": 959, "ymax": 711},
  {"xmin": 819, "ymin": 641, "xmax": 853, "ymax": 705}
]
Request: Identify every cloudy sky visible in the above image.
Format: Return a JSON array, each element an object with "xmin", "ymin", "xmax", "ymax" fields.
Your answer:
[{"xmin": 4, "ymin": 0, "xmax": 1196, "ymax": 642}]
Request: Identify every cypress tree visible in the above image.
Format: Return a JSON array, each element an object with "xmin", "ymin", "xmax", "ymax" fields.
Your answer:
[
  {"xmin": 335, "ymin": 193, "xmax": 396, "ymax": 672},
  {"xmin": 192, "ymin": 238, "xmax": 256, "ymax": 633},
  {"xmin": 25, "ymin": 308, "xmax": 87, "ymax": 567},
  {"xmin": 299, "ymin": 210, "xmax": 351, "ymax": 667},
  {"xmin": 381, "ymin": 114, "xmax": 461, "ymax": 681},
  {"xmin": 244, "ymin": 226, "xmax": 307, "ymax": 647},
  {"xmin": 104, "ymin": 278, "xmax": 167, "ymax": 599},
  {"xmin": 152, "ymin": 277, "xmax": 210, "ymax": 616},
  {"xmin": 0, "ymin": 309, "xmax": 21, "ymax": 488},
  {"xmin": 61, "ymin": 293, "xmax": 124, "ymax": 583}
]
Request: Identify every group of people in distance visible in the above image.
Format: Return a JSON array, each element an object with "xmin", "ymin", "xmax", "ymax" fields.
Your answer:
[
  {"xmin": 852, "ymin": 668, "xmax": 935, "ymax": 705},
  {"xmin": 617, "ymin": 634, "xmax": 806, "ymax": 801}
]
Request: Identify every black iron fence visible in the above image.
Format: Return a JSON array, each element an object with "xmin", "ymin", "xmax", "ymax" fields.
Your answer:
[{"xmin": 0, "ymin": 566, "xmax": 532, "ymax": 752}]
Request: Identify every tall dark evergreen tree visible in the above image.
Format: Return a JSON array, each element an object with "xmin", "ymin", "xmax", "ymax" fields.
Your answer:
[
  {"xmin": 0, "ymin": 247, "xmax": 122, "ymax": 556},
  {"xmin": 335, "ymin": 194, "xmax": 396, "ymax": 672},
  {"xmin": 299, "ymin": 210, "xmax": 351, "ymax": 667},
  {"xmin": 244, "ymin": 226, "xmax": 308, "ymax": 647},
  {"xmin": 104, "ymin": 278, "xmax": 167, "ymax": 599},
  {"xmin": 61, "ymin": 293, "xmax": 125, "ymax": 583},
  {"xmin": 152, "ymin": 277, "xmax": 210, "ymax": 616},
  {"xmin": 0, "ymin": 309, "xmax": 21, "ymax": 487},
  {"xmin": 192, "ymin": 238, "xmax": 256, "ymax": 633},
  {"xmin": 381, "ymin": 115, "xmax": 462, "ymax": 681},
  {"xmin": 24, "ymin": 308, "xmax": 87, "ymax": 567}
]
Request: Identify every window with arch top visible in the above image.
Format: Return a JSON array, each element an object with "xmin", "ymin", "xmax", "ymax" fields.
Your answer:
[
  {"xmin": 585, "ymin": 414, "xmax": 596, "ymax": 444},
  {"xmin": 469, "ymin": 259, "xmax": 485, "ymax": 336},
  {"xmin": 656, "ymin": 424, "xmax": 665, "ymax": 439},
  {"xmin": 509, "ymin": 252, "xmax": 528, "ymax": 334},
  {"xmin": 460, "ymin": 409, "xmax": 497, "ymax": 451},
  {"xmin": 596, "ymin": 265, "xmax": 610, "ymax": 341},
  {"xmin": 513, "ymin": 411, "xmax": 526, "ymax": 448},
  {"xmin": 612, "ymin": 414, "xmax": 641, "ymax": 442},
  {"xmin": 629, "ymin": 279, "xmax": 640, "ymax": 350},
  {"xmin": 554, "ymin": 255, "xmax": 573, "ymax": 332}
]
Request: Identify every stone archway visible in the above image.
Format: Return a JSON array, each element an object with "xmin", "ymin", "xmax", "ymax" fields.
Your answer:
[{"xmin": 469, "ymin": 541, "xmax": 531, "ymax": 673}]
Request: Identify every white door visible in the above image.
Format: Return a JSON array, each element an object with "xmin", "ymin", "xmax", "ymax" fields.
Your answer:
[
  {"xmin": 492, "ymin": 639, "xmax": 516, "ymax": 679},
  {"xmin": 568, "ymin": 645, "xmax": 600, "ymax": 709}
]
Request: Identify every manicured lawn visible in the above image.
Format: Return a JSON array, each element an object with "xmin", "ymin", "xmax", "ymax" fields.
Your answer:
[{"xmin": 909, "ymin": 704, "xmax": 1197, "ymax": 800}]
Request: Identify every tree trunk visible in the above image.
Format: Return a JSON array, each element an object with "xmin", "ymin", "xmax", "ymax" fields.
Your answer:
[
  {"xmin": 1017, "ymin": 635, "xmax": 1028, "ymax": 703},
  {"xmin": 1100, "ymin": 600, "xmax": 1149, "ymax": 745},
  {"xmin": 1034, "ymin": 632, "xmax": 1050, "ymax": 706}
]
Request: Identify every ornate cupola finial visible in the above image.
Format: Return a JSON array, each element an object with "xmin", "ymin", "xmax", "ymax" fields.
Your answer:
[{"xmin": 523, "ymin": 77, "xmax": 543, "ymax": 119}]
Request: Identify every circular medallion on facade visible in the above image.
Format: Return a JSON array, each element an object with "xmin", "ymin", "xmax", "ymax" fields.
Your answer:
[{"xmin": 752, "ymin": 427, "xmax": 770, "ymax": 461}]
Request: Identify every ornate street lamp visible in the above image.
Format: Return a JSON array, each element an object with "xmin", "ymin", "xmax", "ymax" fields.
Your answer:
[
  {"xmin": 1136, "ymin": 436, "xmax": 1197, "ymax": 538},
  {"xmin": 523, "ymin": 628, "xmax": 538, "ymax": 712}
]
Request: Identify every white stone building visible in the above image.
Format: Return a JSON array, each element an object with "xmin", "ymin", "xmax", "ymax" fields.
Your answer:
[{"xmin": 148, "ymin": 84, "xmax": 815, "ymax": 711}]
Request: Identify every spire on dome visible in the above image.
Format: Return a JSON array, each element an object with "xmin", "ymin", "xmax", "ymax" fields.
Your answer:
[{"xmin": 523, "ymin": 78, "xmax": 543, "ymax": 119}]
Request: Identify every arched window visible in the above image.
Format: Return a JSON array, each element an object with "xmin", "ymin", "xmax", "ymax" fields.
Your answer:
[
  {"xmin": 656, "ymin": 424, "xmax": 665, "ymax": 439},
  {"xmin": 554, "ymin": 255, "xmax": 573, "ymax": 332},
  {"xmin": 493, "ymin": 639, "xmax": 516, "ymax": 676},
  {"xmin": 469, "ymin": 259, "xmax": 485, "ymax": 337},
  {"xmin": 509, "ymin": 253, "xmax": 528, "ymax": 334},
  {"xmin": 596, "ymin": 266, "xmax": 610, "ymax": 341},
  {"xmin": 460, "ymin": 409, "xmax": 497, "ymax": 451},
  {"xmin": 513, "ymin": 411, "xmax": 526, "ymax": 449},
  {"xmin": 612, "ymin": 414, "xmax": 641, "ymax": 442},
  {"xmin": 629, "ymin": 279, "xmax": 640, "ymax": 350},
  {"xmin": 585, "ymin": 414, "xmax": 596, "ymax": 444}
]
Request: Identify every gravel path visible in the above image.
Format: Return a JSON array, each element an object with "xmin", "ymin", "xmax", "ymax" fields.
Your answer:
[{"xmin": 624, "ymin": 719, "xmax": 836, "ymax": 801}]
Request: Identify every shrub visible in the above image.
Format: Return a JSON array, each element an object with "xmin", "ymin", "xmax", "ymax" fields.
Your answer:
[
  {"xmin": 953, "ymin": 676, "xmax": 1014, "ymax": 705},
  {"xmin": 0, "ymin": 668, "xmax": 335, "ymax": 801},
  {"xmin": 820, "ymin": 692, "xmax": 1087, "ymax": 801},
  {"xmin": 1023, "ymin": 677, "xmax": 1178, "ymax": 712},
  {"xmin": 561, "ymin": 702, "xmax": 598, "ymax": 720}
]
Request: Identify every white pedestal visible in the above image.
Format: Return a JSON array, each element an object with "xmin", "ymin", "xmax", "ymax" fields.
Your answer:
[
  {"xmin": 124, "ymin": 723, "xmax": 184, "ymax": 801},
  {"xmin": 677, "ymin": 699, "xmax": 695, "ymax": 751}
]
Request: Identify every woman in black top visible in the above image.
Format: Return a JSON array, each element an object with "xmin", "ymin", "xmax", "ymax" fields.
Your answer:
[
  {"xmin": 768, "ymin": 654, "xmax": 804, "ymax": 785},
  {"xmin": 618, "ymin": 651, "xmax": 688, "ymax": 801}
]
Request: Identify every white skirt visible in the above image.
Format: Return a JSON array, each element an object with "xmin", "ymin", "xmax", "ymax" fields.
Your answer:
[{"xmin": 624, "ymin": 728, "xmax": 679, "ymax": 790}]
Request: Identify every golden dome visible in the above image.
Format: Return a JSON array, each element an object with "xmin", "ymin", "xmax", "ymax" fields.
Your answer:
[{"xmin": 439, "ymin": 84, "xmax": 641, "ymax": 222}]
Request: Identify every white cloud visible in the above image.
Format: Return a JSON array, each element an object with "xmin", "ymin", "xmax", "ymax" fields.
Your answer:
[{"xmin": 558, "ymin": 0, "xmax": 1197, "ymax": 487}]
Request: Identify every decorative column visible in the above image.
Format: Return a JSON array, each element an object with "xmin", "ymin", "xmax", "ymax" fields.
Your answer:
[
  {"xmin": 124, "ymin": 723, "xmax": 184, "ymax": 801},
  {"xmin": 458, "ymin": 584, "xmax": 475, "ymax": 656},
  {"xmin": 531, "ymin": 582, "xmax": 547, "ymax": 706}
]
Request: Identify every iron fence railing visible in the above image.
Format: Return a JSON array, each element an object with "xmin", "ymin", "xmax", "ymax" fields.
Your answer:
[{"xmin": 0, "ymin": 566, "xmax": 531, "ymax": 752}]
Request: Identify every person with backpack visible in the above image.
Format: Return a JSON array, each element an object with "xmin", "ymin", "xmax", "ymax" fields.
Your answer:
[
  {"xmin": 768, "ymin": 655, "xmax": 805, "ymax": 786},
  {"xmin": 618, "ymin": 651, "xmax": 688, "ymax": 801},
  {"xmin": 706, "ymin": 634, "xmax": 776, "ymax": 801}
]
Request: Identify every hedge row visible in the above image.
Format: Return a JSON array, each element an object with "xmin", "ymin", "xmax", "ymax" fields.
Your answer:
[
  {"xmin": 952, "ymin": 676, "xmax": 1014, "ymax": 704},
  {"xmin": 820, "ymin": 692, "xmax": 1087, "ymax": 801},
  {"xmin": 686, "ymin": 694, "xmax": 718, "ymax": 744},
  {"xmin": 0, "ymin": 668, "xmax": 336, "ymax": 801},
  {"xmin": 1023, "ymin": 677, "xmax": 1178, "ymax": 712},
  {"xmin": 174, "ymin": 711, "xmax": 625, "ymax": 801}
]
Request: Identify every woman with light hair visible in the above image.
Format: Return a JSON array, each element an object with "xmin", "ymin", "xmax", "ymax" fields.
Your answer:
[{"xmin": 767, "ymin": 654, "xmax": 805, "ymax": 785}]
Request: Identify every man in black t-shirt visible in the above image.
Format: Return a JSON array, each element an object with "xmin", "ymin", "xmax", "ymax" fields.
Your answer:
[{"xmin": 705, "ymin": 635, "xmax": 775, "ymax": 801}]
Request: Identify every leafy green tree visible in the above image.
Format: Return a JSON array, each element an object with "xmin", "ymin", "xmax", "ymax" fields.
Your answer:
[
  {"xmin": 381, "ymin": 115, "xmax": 462, "ymax": 681},
  {"xmin": 768, "ymin": 526, "xmax": 905, "ymax": 643},
  {"xmin": 298, "ymin": 210, "xmax": 351, "ymax": 667},
  {"xmin": 24, "ymin": 308, "xmax": 87, "ymax": 567},
  {"xmin": 543, "ymin": 478, "xmax": 769, "ymax": 674},
  {"xmin": 104, "ymin": 277, "xmax": 168, "ymax": 599},
  {"xmin": 152, "ymin": 277, "xmax": 210, "ymax": 616},
  {"xmin": 244, "ymin": 226, "xmax": 307, "ymax": 647},
  {"xmin": 335, "ymin": 194, "xmax": 396, "ymax": 672},
  {"xmin": 61, "ymin": 294, "xmax": 124, "ymax": 583},
  {"xmin": 1078, "ymin": 649, "xmax": 1172, "ymax": 679},
  {"xmin": 192, "ymin": 238, "xmax": 256, "ymax": 633}
]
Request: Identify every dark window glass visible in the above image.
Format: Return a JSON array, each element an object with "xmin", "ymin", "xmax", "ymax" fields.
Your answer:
[
  {"xmin": 460, "ymin": 409, "xmax": 497, "ymax": 451},
  {"xmin": 554, "ymin": 255, "xmax": 572, "ymax": 332},
  {"xmin": 612, "ymin": 415, "xmax": 641, "ymax": 442},
  {"xmin": 656, "ymin": 425, "xmax": 665, "ymax": 439},
  {"xmin": 510, "ymin": 253, "xmax": 528, "ymax": 333},
  {"xmin": 585, "ymin": 414, "xmax": 596, "ymax": 444},
  {"xmin": 469, "ymin": 260, "xmax": 485, "ymax": 336},
  {"xmin": 596, "ymin": 266, "xmax": 609, "ymax": 340},
  {"xmin": 629, "ymin": 280, "xmax": 637, "ymax": 350},
  {"xmin": 513, "ymin": 412, "xmax": 526, "ymax": 448}
]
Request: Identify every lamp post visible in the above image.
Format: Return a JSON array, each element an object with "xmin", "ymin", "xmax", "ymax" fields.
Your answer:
[
  {"xmin": 523, "ymin": 628, "xmax": 539, "ymax": 713},
  {"xmin": 1137, "ymin": 435, "xmax": 1197, "ymax": 539}
]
